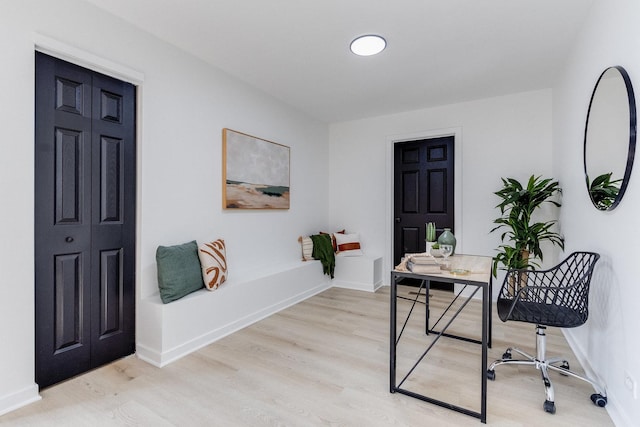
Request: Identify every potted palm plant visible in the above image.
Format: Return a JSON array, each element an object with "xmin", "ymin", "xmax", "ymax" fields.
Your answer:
[{"xmin": 491, "ymin": 176, "xmax": 565, "ymax": 290}]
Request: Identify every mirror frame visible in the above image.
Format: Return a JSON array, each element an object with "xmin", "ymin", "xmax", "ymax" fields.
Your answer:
[{"xmin": 584, "ymin": 65, "xmax": 637, "ymax": 211}]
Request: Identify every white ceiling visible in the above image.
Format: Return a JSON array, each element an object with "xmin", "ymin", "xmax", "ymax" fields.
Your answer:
[{"xmin": 84, "ymin": 0, "xmax": 596, "ymax": 123}]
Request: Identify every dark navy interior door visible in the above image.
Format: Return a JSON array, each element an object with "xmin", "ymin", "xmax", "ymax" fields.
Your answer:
[{"xmin": 35, "ymin": 52, "xmax": 136, "ymax": 388}]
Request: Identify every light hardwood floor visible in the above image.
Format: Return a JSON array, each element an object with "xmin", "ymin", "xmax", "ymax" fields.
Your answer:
[{"xmin": 1, "ymin": 286, "xmax": 614, "ymax": 426}]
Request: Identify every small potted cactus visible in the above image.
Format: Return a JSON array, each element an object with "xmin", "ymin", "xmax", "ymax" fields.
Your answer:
[
  {"xmin": 425, "ymin": 222, "xmax": 437, "ymax": 254},
  {"xmin": 426, "ymin": 222, "xmax": 436, "ymax": 242}
]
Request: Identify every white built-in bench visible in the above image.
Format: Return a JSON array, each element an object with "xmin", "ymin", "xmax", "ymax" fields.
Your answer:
[
  {"xmin": 136, "ymin": 255, "xmax": 383, "ymax": 367},
  {"xmin": 333, "ymin": 255, "xmax": 383, "ymax": 292}
]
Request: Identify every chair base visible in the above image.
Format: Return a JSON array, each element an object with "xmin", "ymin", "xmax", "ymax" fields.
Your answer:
[{"xmin": 487, "ymin": 325, "xmax": 607, "ymax": 414}]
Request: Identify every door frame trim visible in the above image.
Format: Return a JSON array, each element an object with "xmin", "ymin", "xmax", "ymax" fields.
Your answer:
[
  {"xmin": 34, "ymin": 34, "xmax": 144, "ymax": 84},
  {"xmin": 385, "ymin": 127, "xmax": 463, "ymax": 275}
]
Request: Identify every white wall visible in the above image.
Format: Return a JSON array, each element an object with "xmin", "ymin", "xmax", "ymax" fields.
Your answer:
[
  {"xmin": 0, "ymin": 0, "xmax": 329, "ymax": 415},
  {"xmin": 328, "ymin": 89, "xmax": 554, "ymax": 281},
  {"xmin": 553, "ymin": 0, "xmax": 640, "ymax": 425}
]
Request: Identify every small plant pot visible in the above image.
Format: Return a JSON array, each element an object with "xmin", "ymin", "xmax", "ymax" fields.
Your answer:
[{"xmin": 425, "ymin": 240, "xmax": 436, "ymax": 254}]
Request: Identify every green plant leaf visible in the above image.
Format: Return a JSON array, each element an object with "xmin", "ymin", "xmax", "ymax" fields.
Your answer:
[{"xmin": 587, "ymin": 172, "xmax": 622, "ymax": 209}]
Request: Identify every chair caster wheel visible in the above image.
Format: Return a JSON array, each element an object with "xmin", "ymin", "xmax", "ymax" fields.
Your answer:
[
  {"xmin": 487, "ymin": 370, "xmax": 495, "ymax": 381},
  {"xmin": 502, "ymin": 351, "xmax": 512, "ymax": 360},
  {"xmin": 591, "ymin": 393, "xmax": 607, "ymax": 407},
  {"xmin": 543, "ymin": 400, "xmax": 556, "ymax": 414},
  {"xmin": 559, "ymin": 361, "xmax": 570, "ymax": 376}
]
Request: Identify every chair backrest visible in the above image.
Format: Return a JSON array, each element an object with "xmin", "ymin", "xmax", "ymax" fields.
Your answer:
[{"xmin": 498, "ymin": 252, "xmax": 600, "ymax": 327}]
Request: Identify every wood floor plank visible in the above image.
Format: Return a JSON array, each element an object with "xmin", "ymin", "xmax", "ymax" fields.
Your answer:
[{"xmin": 1, "ymin": 286, "xmax": 614, "ymax": 426}]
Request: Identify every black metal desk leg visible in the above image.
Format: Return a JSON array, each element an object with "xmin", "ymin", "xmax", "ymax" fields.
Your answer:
[
  {"xmin": 480, "ymin": 282, "xmax": 489, "ymax": 423},
  {"xmin": 390, "ymin": 272, "xmax": 397, "ymax": 393},
  {"xmin": 424, "ymin": 279, "xmax": 430, "ymax": 335},
  {"xmin": 488, "ymin": 275, "xmax": 493, "ymax": 348}
]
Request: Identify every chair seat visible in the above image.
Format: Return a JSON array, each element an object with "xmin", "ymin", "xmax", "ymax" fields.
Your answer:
[{"xmin": 497, "ymin": 298, "xmax": 587, "ymax": 328}]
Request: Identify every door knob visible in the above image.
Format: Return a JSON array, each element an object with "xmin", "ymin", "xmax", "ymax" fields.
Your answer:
[
  {"xmin": 65, "ymin": 236, "xmax": 74, "ymax": 243},
  {"xmin": 395, "ymin": 217, "xmax": 401, "ymax": 223}
]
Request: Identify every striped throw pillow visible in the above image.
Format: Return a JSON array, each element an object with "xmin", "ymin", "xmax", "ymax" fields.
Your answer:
[{"xmin": 299, "ymin": 236, "xmax": 314, "ymax": 261}]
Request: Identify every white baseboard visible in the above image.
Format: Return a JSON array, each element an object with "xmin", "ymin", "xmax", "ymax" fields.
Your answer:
[
  {"xmin": 332, "ymin": 279, "xmax": 383, "ymax": 292},
  {"xmin": 136, "ymin": 280, "xmax": 331, "ymax": 367},
  {"xmin": 563, "ymin": 329, "xmax": 633, "ymax": 427},
  {"xmin": 0, "ymin": 384, "xmax": 40, "ymax": 417}
]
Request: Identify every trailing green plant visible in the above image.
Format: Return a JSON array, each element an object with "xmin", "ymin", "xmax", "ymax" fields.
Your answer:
[
  {"xmin": 586, "ymin": 172, "xmax": 622, "ymax": 210},
  {"xmin": 491, "ymin": 175, "xmax": 565, "ymax": 277}
]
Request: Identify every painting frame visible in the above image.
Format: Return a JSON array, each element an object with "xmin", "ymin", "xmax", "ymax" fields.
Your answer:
[{"xmin": 222, "ymin": 128, "xmax": 290, "ymax": 209}]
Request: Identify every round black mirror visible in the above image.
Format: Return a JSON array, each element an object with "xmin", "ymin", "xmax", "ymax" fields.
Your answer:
[{"xmin": 584, "ymin": 66, "xmax": 636, "ymax": 211}]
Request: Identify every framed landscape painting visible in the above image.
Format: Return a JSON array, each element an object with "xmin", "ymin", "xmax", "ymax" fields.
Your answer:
[{"xmin": 222, "ymin": 128, "xmax": 290, "ymax": 209}]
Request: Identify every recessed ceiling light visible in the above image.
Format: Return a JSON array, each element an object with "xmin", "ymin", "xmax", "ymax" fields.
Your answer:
[{"xmin": 350, "ymin": 35, "xmax": 387, "ymax": 56}]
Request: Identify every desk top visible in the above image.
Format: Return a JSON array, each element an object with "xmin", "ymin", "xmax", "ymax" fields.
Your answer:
[{"xmin": 393, "ymin": 254, "xmax": 493, "ymax": 285}]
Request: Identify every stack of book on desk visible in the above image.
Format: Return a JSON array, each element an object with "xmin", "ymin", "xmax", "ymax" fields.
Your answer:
[{"xmin": 407, "ymin": 255, "xmax": 441, "ymax": 274}]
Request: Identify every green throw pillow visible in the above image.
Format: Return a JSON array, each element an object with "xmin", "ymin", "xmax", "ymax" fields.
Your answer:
[{"xmin": 156, "ymin": 240, "xmax": 204, "ymax": 303}]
